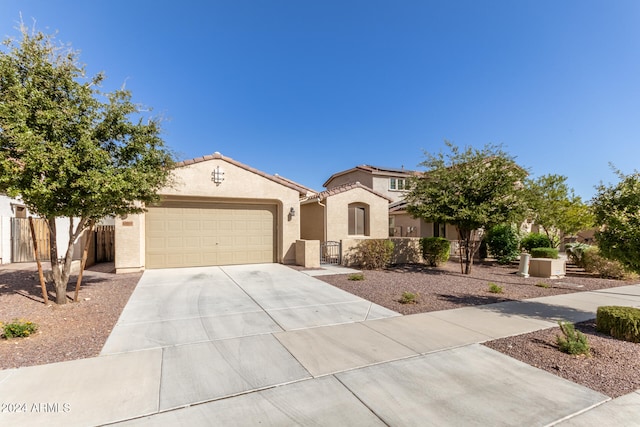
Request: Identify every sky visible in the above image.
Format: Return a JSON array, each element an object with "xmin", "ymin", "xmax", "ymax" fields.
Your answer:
[{"xmin": 1, "ymin": 1, "xmax": 639, "ymax": 200}]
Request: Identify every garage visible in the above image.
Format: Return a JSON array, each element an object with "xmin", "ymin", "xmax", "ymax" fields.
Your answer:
[{"xmin": 145, "ymin": 200, "xmax": 276, "ymax": 269}]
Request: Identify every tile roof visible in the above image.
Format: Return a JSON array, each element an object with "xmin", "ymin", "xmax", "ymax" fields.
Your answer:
[{"xmin": 303, "ymin": 181, "xmax": 392, "ymax": 203}]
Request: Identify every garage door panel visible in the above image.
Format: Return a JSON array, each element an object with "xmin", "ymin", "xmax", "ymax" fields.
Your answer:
[{"xmin": 145, "ymin": 202, "xmax": 276, "ymax": 268}]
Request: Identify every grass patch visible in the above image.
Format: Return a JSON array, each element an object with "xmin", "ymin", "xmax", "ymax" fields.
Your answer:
[
  {"xmin": 398, "ymin": 292, "xmax": 419, "ymax": 304},
  {"xmin": 347, "ymin": 273, "xmax": 365, "ymax": 281},
  {"xmin": 535, "ymin": 282, "xmax": 551, "ymax": 289},
  {"xmin": 488, "ymin": 283, "xmax": 503, "ymax": 294}
]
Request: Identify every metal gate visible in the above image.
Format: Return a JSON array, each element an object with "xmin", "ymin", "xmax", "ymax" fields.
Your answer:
[
  {"xmin": 320, "ymin": 241, "xmax": 341, "ymax": 265},
  {"xmin": 11, "ymin": 218, "xmax": 51, "ymax": 262}
]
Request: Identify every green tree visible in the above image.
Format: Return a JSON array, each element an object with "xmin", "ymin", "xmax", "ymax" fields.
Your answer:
[
  {"xmin": 592, "ymin": 168, "xmax": 640, "ymax": 274},
  {"xmin": 0, "ymin": 24, "xmax": 174, "ymax": 304},
  {"xmin": 406, "ymin": 141, "xmax": 528, "ymax": 274},
  {"xmin": 524, "ymin": 174, "xmax": 594, "ymax": 247}
]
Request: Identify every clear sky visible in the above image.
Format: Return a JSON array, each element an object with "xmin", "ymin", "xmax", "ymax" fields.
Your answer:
[{"xmin": 1, "ymin": 1, "xmax": 639, "ymax": 200}]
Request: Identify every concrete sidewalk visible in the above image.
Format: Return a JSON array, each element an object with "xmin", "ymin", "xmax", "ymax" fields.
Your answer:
[{"xmin": 0, "ymin": 265, "xmax": 639, "ymax": 426}]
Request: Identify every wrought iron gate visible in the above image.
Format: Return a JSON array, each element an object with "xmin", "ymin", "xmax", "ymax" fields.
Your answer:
[{"xmin": 320, "ymin": 241, "xmax": 341, "ymax": 265}]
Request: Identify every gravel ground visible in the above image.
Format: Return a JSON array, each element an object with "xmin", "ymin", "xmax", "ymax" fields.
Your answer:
[
  {"xmin": 0, "ymin": 262, "xmax": 140, "ymax": 370},
  {"xmin": 484, "ymin": 320, "xmax": 640, "ymax": 398},
  {"xmin": 318, "ymin": 260, "xmax": 640, "ymax": 398},
  {"xmin": 317, "ymin": 260, "xmax": 635, "ymax": 315}
]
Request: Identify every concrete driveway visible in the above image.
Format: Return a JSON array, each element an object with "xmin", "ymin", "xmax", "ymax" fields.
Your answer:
[
  {"xmin": 1, "ymin": 264, "xmax": 639, "ymax": 426},
  {"xmin": 101, "ymin": 263, "xmax": 399, "ymax": 354}
]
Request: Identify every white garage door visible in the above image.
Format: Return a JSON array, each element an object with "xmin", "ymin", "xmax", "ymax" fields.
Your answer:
[{"xmin": 145, "ymin": 201, "xmax": 276, "ymax": 268}]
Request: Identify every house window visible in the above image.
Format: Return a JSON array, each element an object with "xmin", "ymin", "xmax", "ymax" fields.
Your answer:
[
  {"xmin": 348, "ymin": 204, "xmax": 368, "ymax": 235},
  {"xmin": 433, "ymin": 222, "xmax": 446, "ymax": 238},
  {"xmin": 389, "ymin": 178, "xmax": 406, "ymax": 191}
]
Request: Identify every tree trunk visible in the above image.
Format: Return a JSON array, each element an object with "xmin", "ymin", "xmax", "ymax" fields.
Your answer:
[
  {"xmin": 48, "ymin": 217, "xmax": 88, "ymax": 305},
  {"xmin": 28, "ymin": 217, "xmax": 49, "ymax": 304},
  {"xmin": 74, "ymin": 220, "xmax": 95, "ymax": 302}
]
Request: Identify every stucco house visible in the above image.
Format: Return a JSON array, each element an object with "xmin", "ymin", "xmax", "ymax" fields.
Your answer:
[
  {"xmin": 113, "ymin": 153, "xmax": 398, "ymax": 272},
  {"xmin": 324, "ymin": 164, "xmax": 455, "ymax": 240},
  {"xmin": 114, "ymin": 152, "xmax": 311, "ymax": 273},
  {"xmin": 300, "ymin": 182, "xmax": 391, "ymax": 242},
  {"xmin": 323, "ymin": 165, "xmax": 415, "ymax": 203}
]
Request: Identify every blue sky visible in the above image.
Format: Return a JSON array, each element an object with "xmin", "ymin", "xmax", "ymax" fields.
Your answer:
[{"xmin": 1, "ymin": 1, "xmax": 639, "ymax": 200}]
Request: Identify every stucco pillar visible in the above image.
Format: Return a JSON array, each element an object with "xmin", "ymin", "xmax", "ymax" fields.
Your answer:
[{"xmin": 115, "ymin": 213, "xmax": 145, "ymax": 273}]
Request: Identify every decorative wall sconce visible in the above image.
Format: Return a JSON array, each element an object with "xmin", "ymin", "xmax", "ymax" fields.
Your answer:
[
  {"xmin": 289, "ymin": 207, "xmax": 296, "ymax": 217},
  {"xmin": 211, "ymin": 166, "xmax": 225, "ymax": 185}
]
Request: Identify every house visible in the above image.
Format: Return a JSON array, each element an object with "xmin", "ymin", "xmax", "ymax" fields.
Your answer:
[
  {"xmin": 300, "ymin": 182, "xmax": 391, "ymax": 242},
  {"xmin": 323, "ymin": 165, "xmax": 415, "ymax": 203},
  {"xmin": 114, "ymin": 152, "xmax": 310, "ymax": 273},
  {"xmin": 323, "ymin": 165, "xmax": 456, "ymax": 240}
]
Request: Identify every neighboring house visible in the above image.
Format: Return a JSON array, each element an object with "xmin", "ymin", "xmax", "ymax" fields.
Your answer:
[
  {"xmin": 300, "ymin": 182, "xmax": 391, "ymax": 242},
  {"xmin": 114, "ymin": 152, "xmax": 309, "ymax": 273},
  {"xmin": 323, "ymin": 165, "xmax": 454, "ymax": 240},
  {"xmin": 388, "ymin": 199, "xmax": 458, "ymax": 239},
  {"xmin": 323, "ymin": 165, "xmax": 416, "ymax": 203}
]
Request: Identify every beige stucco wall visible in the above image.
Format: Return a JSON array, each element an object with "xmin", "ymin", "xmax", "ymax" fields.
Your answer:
[
  {"xmin": 115, "ymin": 158, "xmax": 301, "ymax": 272},
  {"xmin": 325, "ymin": 170, "xmax": 373, "ymax": 189},
  {"xmin": 371, "ymin": 175, "xmax": 408, "ymax": 203},
  {"xmin": 300, "ymin": 202, "xmax": 325, "ymax": 241},
  {"xmin": 325, "ymin": 187, "xmax": 389, "ymax": 242}
]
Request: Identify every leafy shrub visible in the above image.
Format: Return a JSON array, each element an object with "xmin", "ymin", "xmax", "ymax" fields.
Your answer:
[
  {"xmin": 596, "ymin": 306, "xmax": 640, "ymax": 343},
  {"xmin": 583, "ymin": 248, "xmax": 633, "ymax": 280},
  {"xmin": 1, "ymin": 319, "xmax": 38, "ymax": 339},
  {"xmin": 565, "ymin": 242, "xmax": 592, "ymax": 268},
  {"xmin": 530, "ymin": 247, "xmax": 559, "ymax": 259},
  {"xmin": 485, "ymin": 224, "xmax": 520, "ymax": 264},
  {"xmin": 356, "ymin": 239, "xmax": 395, "ymax": 270},
  {"xmin": 488, "ymin": 282, "xmax": 503, "ymax": 293},
  {"xmin": 556, "ymin": 321, "xmax": 590, "ymax": 355},
  {"xmin": 419, "ymin": 237, "xmax": 450, "ymax": 267},
  {"xmin": 347, "ymin": 273, "xmax": 364, "ymax": 281},
  {"xmin": 398, "ymin": 291, "xmax": 419, "ymax": 304},
  {"xmin": 520, "ymin": 233, "xmax": 552, "ymax": 253}
]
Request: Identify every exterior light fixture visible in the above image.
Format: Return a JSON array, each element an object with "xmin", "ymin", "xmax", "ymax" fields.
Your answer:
[
  {"xmin": 289, "ymin": 207, "xmax": 296, "ymax": 217},
  {"xmin": 211, "ymin": 166, "xmax": 225, "ymax": 185}
]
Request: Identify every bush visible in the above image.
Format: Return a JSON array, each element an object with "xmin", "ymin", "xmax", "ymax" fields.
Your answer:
[
  {"xmin": 419, "ymin": 237, "xmax": 450, "ymax": 267},
  {"xmin": 356, "ymin": 239, "xmax": 394, "ymax": 270},
  {"xmin": 398, "ymin": 291, "xmax": 419, "ymax": 304},
  {"xmin": 485, "ymin": 224, "xmax": 520, "ymax": 264},
  {"xmin": 520, "ymin": 233, "xmax": 552, "ymax": 253},
  {"xmin": 565, "ymin": 242, "xmax": 592, "ymax": 268},
  {"xmin": 556, "ymin": 321, "xmax": 590, "ymax": 355},
  {"xmin": 488, "ymin": 282, "xmax": 503, "ymax": 293},
  {"xmin": 1, "ymin": 319, "xmax": 38, "ymax": 339},
  {"xmin": 347, "ymin": 273, "xmax": 364, "ymax": 281},
  {"xmin": 596, "ymin": 306, "xmax": 640, "ymax": 343},
  {"xmin": 583, "ymin": 248, "xmax": 632, "ymax": 280},
  {"xmin": 530, "ymin": 247, "xmax": 559, "ymax": 259}
]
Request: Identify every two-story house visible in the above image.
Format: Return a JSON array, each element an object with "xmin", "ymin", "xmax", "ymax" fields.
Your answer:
[{"xmin": 323, "ymin": 165, "xmax": 457, "ymax": 240}]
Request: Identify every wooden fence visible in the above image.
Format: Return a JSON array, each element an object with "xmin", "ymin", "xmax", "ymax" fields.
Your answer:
[
  {"xmin": 10, "ymin": 219, "xmax": 115, "ymax": 264},
  {"xmin": 95, "ymin": 225, "xmax": 115, "ymax": 262},
  {"xmin": 11, "ymin": 218, "xmax": 50, "ymax": 262}
]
